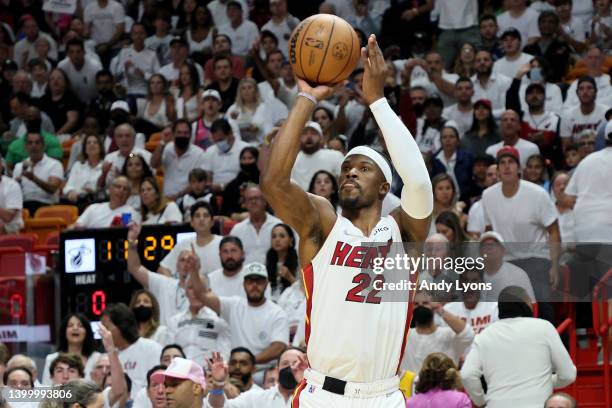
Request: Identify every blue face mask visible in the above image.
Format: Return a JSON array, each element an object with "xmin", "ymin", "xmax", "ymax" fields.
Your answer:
[{"xmin": 217, "ymin": 139, "xmax": 232, "ymax": 153}]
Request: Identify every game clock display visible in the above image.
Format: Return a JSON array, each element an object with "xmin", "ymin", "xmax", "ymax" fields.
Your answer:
[{"xmin": 60, "ymin": 225, "xmax": 195, "ymax": 321}]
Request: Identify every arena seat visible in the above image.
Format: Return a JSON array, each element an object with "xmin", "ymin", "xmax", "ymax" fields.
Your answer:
[
  {"xmin": 61, "ymin": 138, "xmax": 78, "ymax": 169},
  {"xmin": 0, "ymin": 247, "xmax": 26, "ymax": 277},
  {"xmin": 0, "ymin": 233, "xmax": 38, "ymax": 252},
  {"xmin": 35, "ymin": 205, "xmax": 79, "ymax": 225},
  {"xmin": 25, "ymin": 217, "xmax": 69, "ymax": 245},
  {"xmin": 221, "ymin": 220, "xmax": 237, "ymax": 235},
  {"xmin": 145, "ymin": 132, "xmax": 162, "ymax": 152}
]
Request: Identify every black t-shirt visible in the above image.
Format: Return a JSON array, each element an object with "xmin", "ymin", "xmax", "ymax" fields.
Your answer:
[
  {"xmin": 206, "ymin": 78, "xmax": 240, "ymax": 113},
  {"xmin": 38, "ymin": 91, "xmax": 82, "ymax": 133}
]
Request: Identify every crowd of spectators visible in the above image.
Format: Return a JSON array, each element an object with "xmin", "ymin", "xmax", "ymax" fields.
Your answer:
[{"xmin": 0, "ymin": 0, "xmax": 611, "ymax": 407}]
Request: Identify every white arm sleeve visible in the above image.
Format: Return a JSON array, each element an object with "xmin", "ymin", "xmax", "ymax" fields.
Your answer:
[{"xmin": 369, "ymin": 98, "xmax": 433, "ymax": 219}]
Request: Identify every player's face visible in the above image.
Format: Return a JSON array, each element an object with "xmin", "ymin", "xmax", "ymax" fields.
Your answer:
[
  {"xmin": 191, "ymin": 207, "xmax": 213, "ymax": 234},
  {"xmin": 485, "ymin": 164, "xmax": 498, "ymax": 186},
  {"xmin": 435, "ymin": 223, "xmax": 455, "ymax": 243},
  {"xmin": 161, "ymin": 348, "xmax": 184, "ymax": 366},
  {"xmin": 526, "ymin": 88, "xmax": 545, "ymax": 108},
  {"xmin": 299, "ymin": 128, "xmax": 322, "ymax": 154},
  {"xmin": 66, "ymin": 315, "xmax": 86, "ymax": 344},
  {"xmin": 474, "ymin": 51, "xmax": 493, "ymax": 74},
  {"xmin": 220, "ymin": 243, "xmax": 244, "ymax": 272},
  {"xmin": 244, "ymin": 277, "xmax": 267, "ymax": 303},
  {"xmin": 338, "ymin": 155, "xmax": 388, "ymax": 210},
  {"xmin": 165, "ymin": 378, "xmax": 196, "ymax": 408},
  {"xmin": 434, "ymin": 180, "xmax": 453, "ymax": 207}
]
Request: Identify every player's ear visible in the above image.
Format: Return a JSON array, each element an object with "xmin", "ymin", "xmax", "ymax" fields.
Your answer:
[{"xmin": 379, "ymin": 181, "xmax": 390, "ymax": 196}]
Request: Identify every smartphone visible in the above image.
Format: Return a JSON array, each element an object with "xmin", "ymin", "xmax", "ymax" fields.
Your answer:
[{"xmin": 530, "ymin": 67, "xmax": 542, "ymax": 82}]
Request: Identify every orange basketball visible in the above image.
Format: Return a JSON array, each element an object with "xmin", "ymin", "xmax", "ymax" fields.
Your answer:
[{"xmin": 288, "ymin": 14, "xmax": 361, "ymax": 86}]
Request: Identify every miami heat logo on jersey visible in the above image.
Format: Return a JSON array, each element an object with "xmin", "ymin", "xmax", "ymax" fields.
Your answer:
[{"xmin": 329, "ymin": 239, "xmax": 393, "ymax": 269}]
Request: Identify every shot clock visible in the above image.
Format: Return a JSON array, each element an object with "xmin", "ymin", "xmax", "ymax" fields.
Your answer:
[{"xmin": 60, "ymin": 224, "xmax": 195, "ymax": 321}]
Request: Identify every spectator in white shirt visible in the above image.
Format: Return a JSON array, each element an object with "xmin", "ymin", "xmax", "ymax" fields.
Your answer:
[
  {"xmin": 435, "ymin": 0, "xmax": 481, "ymax": 70},
  {"xmin": 442, "ymin": 77, "xmax": 474, "ymax": 138},
  {"xmin": 58, "ymin": 38, "xmax": 102, "ymax": 104},
  {"xmin": 481, "ymin": 145, "xmax": 560, "ymax": 323},
  {"xmin": 400, "ymin": 290, "xmax": 474, "ymax": 373},
  {"xmin": 102, "ymin": 122, "xmax": 152, "ymax": 187},
  {"xmin": 74, "ymin": 176, "xmax": 141, "ymax": 229},
  {"xmin": 13, "ymin": 16, "xmax": 58, "ymax": 68},
  {"xmin": 146, "ymin": 12, "xmax": 173, "ymax": 66},
  {"xmin": 461, "ymin": 286, "xmax": 576, "ymax": 408},
  {"xmin": 486, "ymin": 109, "xmax": 540, "ymax": 168},
  {"xmin": 496, "ymin": 0, "xmax": 541, "ymax": 47},
  {"xmin": 472, "ymin": 50, "xmax": 512, "ymax": 118},
  {"xmin": 0, "ymin": 160, "xmax": 24, "ymax": 234},
  {"xmin": 202, "ymin": 118, "xmax": 252, "ymax": 187},
  {"xmin": 562, "ymin": 46, "xmax": 611, "ymax": 112},
  {"xmin": 140, "ymin": 365, "xmax": 168, "ymax": 408},
  {"xmin": 226, "ymin": 347, "xmax": 260, "ymax": 394},
  {"xmin": 62, "ymin": 134, "xmax": 104, "ymax": 212},
  {"xmin": 230, "ymin": 185, "xmax": 282, "ymax": 264},
  {"xmin": 207, "ymin": 0, "xmax": 249, "ymax": 28},
  {"xmin": 140, "ymin": 177, "xmax": 183, "ymax": 225},
  {"xmin": 560, "ymin": 75, "xmax": 609, "ymax": 150},
  {"xmin": 13, "ymin": 131, "xmax": 63, "ymax": 214},
  {"xmin": 190, "ymin": 259, "xmax": 289, "ymax": 371},
  {"xmin": 290, "ymin": 121, "xmax": 344, "ymax": 190},
  {"xmin": 217, "ymin": 1, "xmax": 260, "ymax": 57},
  {"xmin": 111, "ymin": 23, "xmax": 161, "ymax": 100},
  {"xmin": 556, "ymin": 0, "xmax": 588, "ymax": 54},
  {"xmin": 151, "ymin": 357, "xmax": 207, "ymax": 408},
  {"xmin": 261, "ymin": 0, "xmax": 300, "ymax": 59},
  {"xmin": 83, "ymin": 0, "xmax": 125, "ymax": 61},
  {"xmin": 151, "ymin": 119, "xmax": 206, "ymax": 198},
  {"xmin": 544, "ymin": 393, "xmax": 577, "ymax": 408},
  {"xmin": 493, "ymin": 28, "xmax": 533, "ymax": 79}
]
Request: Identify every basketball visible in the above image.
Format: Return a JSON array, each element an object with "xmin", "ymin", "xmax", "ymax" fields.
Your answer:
[{"xmin": 288, "ymin": 14, "xmax": 361, "ymax": 86}]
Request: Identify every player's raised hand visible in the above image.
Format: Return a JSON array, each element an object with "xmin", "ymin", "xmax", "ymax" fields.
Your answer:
[
  {"xmin": 361, "ymin": 34, "xmax": 386, "ymax": 105},
  {"xmin": 296, "ymin": 78, "xmax": 342, "ymax": 102},
  {"xmin": 208, "ymin": 352, "xmax": 228, "ymax": 383}
]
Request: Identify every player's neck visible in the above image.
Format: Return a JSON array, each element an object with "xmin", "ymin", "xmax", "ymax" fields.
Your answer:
[{"xmin": 341, "ymin": 206, "xmax": 383, "ymax": 236}]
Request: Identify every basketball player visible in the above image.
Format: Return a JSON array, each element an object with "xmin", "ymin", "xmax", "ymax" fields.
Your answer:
[{"xmin": 217, "ymin": 34, "xmax": 433, "ymax": 407}]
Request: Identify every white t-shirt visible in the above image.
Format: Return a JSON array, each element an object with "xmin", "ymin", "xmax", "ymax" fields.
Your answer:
[
  {"xmin": 142, "ymin": 202, "xmax": 183, "ymax": 225},
  {"xmin": 201, "ymin": 139, "xmax": 252, "ymax": 185},
  {"xmin": 461, "ymin": 318, "xmax": 576, "ymax": 408},
  {"xmin": 560, "ymin": 103, "xmax": 608, "ymax": 142},
  {"xmin": 118, "ymin": 337, "xmax": 162, "ymax": 399},
  {"xmin": 207, "ymin": 0, "xmax": 249, "ymax": 28},
  {"xmin": 493, "ymin": 53, "xmax": 533, "ymax": 79},
  {"xmin": 64, "ymin": 161, "xmax": 103, "ymax": 196},
  {"xmin": 160, "ymin": 235, "xmax": 223, "ymax": 277},
  {"xmin": 565, "ymin": 147, "xmax": 612, "ymax": 242},
  {"xmin": 167, "ymin": 306, "xmax": 231, "ymax": 362},
  {"xmin": 561, "ymin": 16, "xmax": 588, "ymax": 43},
  {"xmin": 147, "ymin": 271, "xmax": 188, "ymax": 325},
  {"xmin": 83, "ymin": 0, "xmax": 125, "ymax": 45},
  {"xmin": 219, "ymin": 297, "xmax": 289, "ymax": 354},
  {"xmin": 436, "ymin": 0, "xmax": 478, "ymax": 29},
  {"xmin": 208, "ymin": 267, "xmax": 276, "ymax": 299},
  {"xmin": 442, "ymin": 105, "xmax": 473, "ymax": 138},
  {"xmin": 563, "ymin": 75, "xmax": 612, "ymax": 111},
  {"xmin": 467, "ymin": 200, "xmax": 485, "ymax": 234},
  {"xmin": 41, "ymin": 351, "xmax": 102, "ymax": 385},
  {"xmin": 471, "ymin": 74, "xmax": 513, "ymax": 118},
  {"xmin": 217, "ymin": 20, "xmax": 260, "ymax": 56},
  {"xmin": 110, "ymin": 45, "xmax": 160, "ymax": 95},
  {"xmin": 14, "ymin": 33, "xmax": 58, "ymax": 68},
  {"xmin": 261, "ymin": 15, "xmax": 300, "ymax": 59},
  {"xmin": 0, "ymin": 175, "xmax": 23, "ymax": 233},
  {"xmin": 161, "ymin": 143, "xmax": 206, "ymax": 196},
  {"xmin": 496, "ymin": 8, "xmax": 541, "ymax": 46},
  {"xmin": 13, "ymin": 155, "xmax": 64, "ymax": 204},
  {"xmin": 443, "ymin": 302, "xmax": 499, "ymax": 334},
  {"xmin": 76, "ymin": 202, "xmax": 141, "ymax": 228},
  {"xmin": 481, "ymin": 180, "xmax": 558, "ymax": 259},
  {"xmin": 57, "ymin": 57, "xmax": 102, "ymax": 103},
  {"xmin": 519, "ymin": 82, "xmax": 564, "ymax": 115},
  {"xmin": 400, "ymin": 325, "xmax": 475, "ymax": 373},
  {"xmin": 277, "ymin": 283, "xmax": 305, "ymax": 327},
  {"xmin": 485, "ymin": 138, "xmax": 540, "ymax": 168},
  {"xmin": 104, "ymin": 147, "xmax": 152, "ymax": 185},
  {"xmin": 482, "ymin": 261, "xmax": 536, "ymax": 303},
  {"xmin": 229, "ymin": 213, "xmax": 283, "ymax": 264},
  {"xmin": 290, "ymin": 148, "xmax": 344, "ymax": 190},
  {"xmin": 218, "ymin": 385, "xmax": 287, "ymax": 408}
]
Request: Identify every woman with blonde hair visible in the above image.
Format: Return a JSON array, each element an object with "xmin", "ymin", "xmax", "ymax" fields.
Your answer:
[
  {"xmin": 140, "ymin": 177, "xmax": 183, "ymax": 225},
  {"xmin": 129, "ymin": 289, "xmax": 172, "ymax": 346},
  {"xmin": 406, "ymin": 352, "xmax": 471, "ymax": 407},
  {"xmin": 226, "ymin": 77, "xmax": 277, "ymax": 144}
]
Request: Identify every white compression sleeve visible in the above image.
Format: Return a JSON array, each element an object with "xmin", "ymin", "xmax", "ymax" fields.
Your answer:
[{"xmin": 369, "ymin": 98, "xmax": 433, "ymax": 219}]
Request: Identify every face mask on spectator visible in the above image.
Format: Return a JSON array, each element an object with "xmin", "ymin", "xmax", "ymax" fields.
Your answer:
[
  {"xmin": 412, "ymin": 306, "xmax": 434, "ymax": 326},
  {"xmin": 174, "ymin": 137, "xmax": 190, "ymax": 150},
  {"xmin": 216, "ymin": 139, "xmax": 232, "ymax": 153},
  {"xmin": 133, "ymin": 306, "xmax": 153, "ymax": 322},
  {"xmin": 278, "ymin": 366, "xmax": 298, "ymax": 390}
]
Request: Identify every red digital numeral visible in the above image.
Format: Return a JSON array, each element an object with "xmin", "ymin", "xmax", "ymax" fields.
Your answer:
[
  {"xmin": 345, "ymin": 274, "xmax": 384, "ymax": 304},
  {"xmin": 92, "ymin": 291, "xmax": 106, "ymax": 316},
  {"xmin": 9, "ymin": 294, "xmax": 23, "ymax": 318}
]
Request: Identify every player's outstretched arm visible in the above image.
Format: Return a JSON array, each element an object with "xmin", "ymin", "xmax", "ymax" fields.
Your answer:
[
  {"xmin": 261, "ymin": 81, "xmax": 337, "ymax": 240},
  {"xmin": 361, "ymin": 34, "xmax": 433, "ymax": 241}
]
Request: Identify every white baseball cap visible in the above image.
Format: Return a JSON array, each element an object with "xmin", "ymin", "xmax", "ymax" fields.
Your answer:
[
  {"xmin": 304, "ymin": 121, "xmax": 323, "ymax": 137},
  {"xmin": 150, "ymin": 357, "xmax": 206, "ymax": 388},
  {"xmin": 243, "ymin": 262, "xmax": 268, "ymax": 280},
  {"xmin": 110, "ymin": 100, "xmax": 130, "ymax": 113},
  {"xmin": 479, "ymin": 231, "xmax": 504, "ymax": 244},
  {"xmin": 202, "ymin": 89, "xmax": 221, "ymax": 101}
]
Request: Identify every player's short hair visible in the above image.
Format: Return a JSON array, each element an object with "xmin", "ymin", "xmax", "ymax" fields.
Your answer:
[
  {"xmin": 210, "ymin": 118, "xmax": 232, "ymax": 135},
  {"xmin": 577, "ymin": 75, "xmax": 597, "ymax": 91},
  {"xmin": 188, "ymin": 168, "xmax": 208, "ymax": 183},
  {"xmin": 3, "ymin": 366, "xmax": 34, "ymax": 388},
  {"xmin": 190, "ymin": 201, "xmax": 214, "ymax": 219},
  {"xmin": 544, "ymin": 392, "xmax": 577, "ymax": 408},
  {"xmin": 101, "ymin": 303, "xmax": 139, "ymax": 345},
  {"xmin": 213, "ymin": 54, "xmax": 233, "ymax": 69},
  {"xmin": 479, "ymin": 13, "xmax": 497, "ymax": 25}
]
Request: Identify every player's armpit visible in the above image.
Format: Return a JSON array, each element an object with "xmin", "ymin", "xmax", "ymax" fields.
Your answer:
[{"xmin": 390, "ymin": 206, "xmax": 431, "ymax": 243}]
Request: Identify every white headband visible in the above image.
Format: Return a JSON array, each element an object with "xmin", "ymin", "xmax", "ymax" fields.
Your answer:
[{"xmin": 344, "ymin": 146, "xmax": 393, "ymax": 184}]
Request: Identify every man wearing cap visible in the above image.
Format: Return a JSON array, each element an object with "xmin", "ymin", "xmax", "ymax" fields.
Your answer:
[
  {"xmin": 562, "ymin": 46, "xmax": 611, "ymax": 111},
  {"xmin": 486, "ymin": 109, "xmax": 540, "ymax": 168},
  {"xmin": 217, "ymin": 1, "xmax": 260, "ymax": 57},
  {"xmin": 481, "ymin": 143, "xmax": 560, "ymax": 323},
  {"xmin": 151, "ymin": 357, "xmax": 206, "ymax": 408},
  {"xmin": 13, "ymin": 16, "xmax": 58, "ymax": 68},
  {"xmin": 471, "ymin": 50, "xmax": 512, "ymax": 118},
  {"xmin": 289, "ymin": 121, "xmax": 344, "ymax": 190},
  {"xmin": 523, "ymin": 11, "xmax": 570, "ymax": 83},
  {"xmin": 58, "ymin": 38, "xmax": 103, "ymax": 104},
  {"xmin": 151, "ymin": 118, "xmax": 206, "ymax": 199},
  {"xmin": 496, "ymin": 0, "xmax": 540, "ymax": 48},
  {"xmin": 229, "ymin": 185, "xmax": 282, "ymax": 264},
  {"xmin": 261, "ymin": 35, "xmax": 433, "ymax": 407},
  {"xmin": 190, "ymin": 260, "xmax": 289, "ymax": 370},
  {"xmin": 192, "ymin": 89, "xmax": 240, "ymax": 150},
  {"xmin": 479, "ymin": 231, "xmax": 535, "ymax": 302},
  {"xmin": 493, "ymin": 28, "xmax": 534, "ymax": 79}
]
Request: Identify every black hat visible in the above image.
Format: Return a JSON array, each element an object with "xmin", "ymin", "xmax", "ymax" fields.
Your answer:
[
  {"xmin": 526, "ymin": 82, "xmax": 545, "ymax": 94},
  {"xmin": 2, "ymin": 59, "xmax": 17, "ymax": 71},
  {"xmin": 500, "ymin": 28, "xmax": 522, "ymax": 41}
]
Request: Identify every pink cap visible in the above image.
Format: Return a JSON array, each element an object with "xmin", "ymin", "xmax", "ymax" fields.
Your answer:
[{"xmin": 150, "ymin": 357, "xmax": 206, "ymax": 389}]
